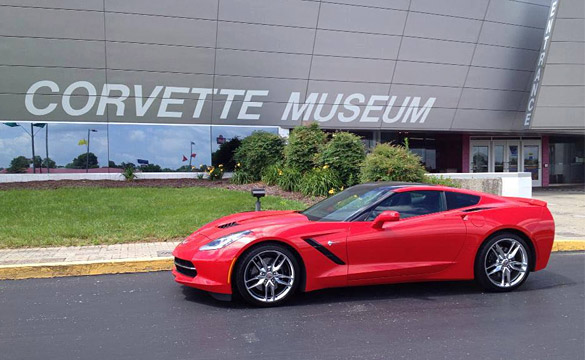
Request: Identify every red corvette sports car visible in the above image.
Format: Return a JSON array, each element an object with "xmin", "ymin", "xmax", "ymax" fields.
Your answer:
[{"xmin": 173, "ymin": 183, "xmax": 555, "ymax": 306}]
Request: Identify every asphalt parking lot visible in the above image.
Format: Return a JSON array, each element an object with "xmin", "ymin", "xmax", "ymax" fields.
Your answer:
[{"xmin": 1, "ymin": 252, "xmax": 583, "ymax": 360}]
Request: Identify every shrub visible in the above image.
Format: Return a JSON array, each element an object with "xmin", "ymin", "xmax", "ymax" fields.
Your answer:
[
  {"xmin": 230, "ymin": 170, "xmax": 255, "ymax": 184},
  {"xmin": 261, "ymin": 163, "xmax": 283, "ymax": 186},
  {"xmin": 423, "ymin": 175, "xmax": 461, "ymax": 188},
  {"xmin": 277, "ymin": 167, "xmax": 302, "ymax": 192},
  {"xmin": 122, "ymin": 166, "xmax": 137, "ymax": 181},
  {"xmin": 299, "ymin": 167, "xmax": 343, "ymax": 197},
  {"xmin": 320, "ymin": 132, "xmax": 365, "ymax": 187},
  {"xmin": 234, "ymin": 131, "xmax": 285, "ymax": 181},
  {"xmin": 284, "ymin": 123, "xmax": 326, "ymax": 173},
  {"xmin": 207, "ymin": 165, "xmax": 224, "ymax": 181},
  {"xmin": 360, "ymin": 143, "xmax": 426, "ymax": 183}
]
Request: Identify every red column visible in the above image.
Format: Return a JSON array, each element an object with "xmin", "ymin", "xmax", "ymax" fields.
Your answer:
[
  {"xmin": 461, "ymin": 134, "xmax": 470, "ymax": 173},
  {"xmin": 542, "ymin": 135, "xmax": 550, "ymax": 187}
]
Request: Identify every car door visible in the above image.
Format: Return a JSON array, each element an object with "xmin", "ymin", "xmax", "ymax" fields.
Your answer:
[{"xmin": 346, "ymin": 190, "xmax": 467, "ymax": 282}]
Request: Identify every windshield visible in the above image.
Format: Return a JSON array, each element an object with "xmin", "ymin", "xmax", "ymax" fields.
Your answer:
[{"xmin": 302, "ymin": 185, "xmax": 392, "ymax": 221}]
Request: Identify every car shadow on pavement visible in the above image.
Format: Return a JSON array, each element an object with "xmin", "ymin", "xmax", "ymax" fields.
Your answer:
[{"xmin": 178, "ymin": 267, "xmax": 576, "ymax": 308}]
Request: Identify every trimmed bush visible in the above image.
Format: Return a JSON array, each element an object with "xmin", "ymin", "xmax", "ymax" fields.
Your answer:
[
  {"xmin": 320, "ymin": 132, "xmax": 365, "ymax": 187},
  {"xmin": 299, "ymin": 167, "xmax": 343, "ymax": 197},
  {"xmin": 423, "ymin": 175, "xmax": 461, "ymax": 188},
  {"xmin": 284, "ymin": 123, "xmax": 326, "ymax": 173},
  {"xmin": 277, "ymin": 167, "xmax": 302, "ymax": 192},
  {"xmin": 360, "ymin": 143, "xmax": 426, "ymax": 183},
  {"xmin": 234, "ymin": 131, "xmax": 285, "ymax": 181}
]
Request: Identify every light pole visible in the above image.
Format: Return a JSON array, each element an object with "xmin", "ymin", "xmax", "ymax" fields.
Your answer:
[
  {"xmin": 188, "ymin": 141, "xmax": 195, "ymax": 171},
  {"xmin": 86, "ymin": 129, "xmax": 98, "ymax": 173},
  {"xmin": 30, "ymin": 123, "xmax": 36, "ymax": 173}
]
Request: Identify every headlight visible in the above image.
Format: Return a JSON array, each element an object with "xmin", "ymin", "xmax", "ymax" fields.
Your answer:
[{"xmin": 199, "ymin": 230, "xmax": 254, "ymax": 251}]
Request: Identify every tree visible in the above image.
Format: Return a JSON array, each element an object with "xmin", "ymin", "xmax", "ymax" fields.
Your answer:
[
  {"xmin": 67, "ymin": 152, "xmax": 98, "ymax": 169},
  {"xmin": 32, "ymin": 156, "xmax": 56, "ymax": 169},
  {"xmin": 108, "ymin": 160, "xmax": 118, "ymax": 168},
  {"xmin": 212, "ymin": 137, "xmax": 241, "ymax": 171},
  {"xmin": 320, "ymin": 132, "xmax": 366, "ymax": 187},
  {"xmin": 7, "ymin": 156, "xmax": 30, "ymax": 173}
]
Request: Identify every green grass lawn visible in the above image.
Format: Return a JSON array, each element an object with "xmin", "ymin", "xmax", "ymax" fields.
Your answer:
[{"xmin": 0, "ymin": 187, "xmax": 306, "ymax": 248}]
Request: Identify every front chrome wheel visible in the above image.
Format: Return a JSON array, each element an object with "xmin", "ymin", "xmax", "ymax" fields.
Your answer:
[
  {"xmin": 243, "ymin": 250, "xmax": 295, "ymax": 304},
  {"xmin": 484, "ymin": 238, "xmax": 529, "ymax": 288}
]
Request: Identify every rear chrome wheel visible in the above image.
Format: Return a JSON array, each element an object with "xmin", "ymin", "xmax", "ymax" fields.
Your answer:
[
  {"xmin": 475, "ymin": 233, "xmax": 531, "ymax": 292},
  {"xmin": 236, "ymin": 244, "xmax": 299, "ymax": 306},
  {"xmin": 485, "ymin": 238, "xmax": 529, "ymax": 288}
]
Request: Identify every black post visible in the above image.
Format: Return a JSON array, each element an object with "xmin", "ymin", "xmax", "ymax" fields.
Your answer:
[
  {"xmin": 45, "ymin": 124, "xmax": 49, "ymax": 174},
  {"xmin": 86, "ymin": 129, "xmax": 90, "ymax": 173},
  {"xmin": 31, "ymin": 123, "xmax": 36, "ymax": 174}
]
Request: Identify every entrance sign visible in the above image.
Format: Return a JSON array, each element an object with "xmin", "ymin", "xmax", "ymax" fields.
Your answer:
[{"xmin": 524, "ymin": 0, "xmax": 559, "ymax": 128}]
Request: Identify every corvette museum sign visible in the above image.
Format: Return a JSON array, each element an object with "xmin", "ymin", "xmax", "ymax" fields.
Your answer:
[{"xmin": 24, "ymin": 80, "xmax": 437, "ymax": 125}]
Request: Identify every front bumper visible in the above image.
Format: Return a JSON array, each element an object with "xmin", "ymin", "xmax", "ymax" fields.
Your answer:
[{"xmin": 172, "ymin": 241, "xmax": 234, "ymax": 294}]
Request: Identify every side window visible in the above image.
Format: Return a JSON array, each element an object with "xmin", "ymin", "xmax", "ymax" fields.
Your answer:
[
  {"xmin": 367, "ymin": 191, "xmax": 445, "ymax": 220},
  {"xmin": 445, "ymin": 192, "xmax": 480, "ymax": 210}
]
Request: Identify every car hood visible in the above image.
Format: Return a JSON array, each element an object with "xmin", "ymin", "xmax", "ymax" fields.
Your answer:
[{"xmin": 179, "ymin": 210, "xmax": 310, "ymax": 249}]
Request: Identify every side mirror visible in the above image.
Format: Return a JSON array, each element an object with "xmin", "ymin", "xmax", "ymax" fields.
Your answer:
[{"xmin": 372, "ymin": 210, "xmax": 400, "ymax": 229}]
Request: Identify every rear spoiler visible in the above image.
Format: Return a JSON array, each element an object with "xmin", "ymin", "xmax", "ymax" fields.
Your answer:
[{"xmin": 505, "ymin": 197, "xmax": 547, "ymax": 207}]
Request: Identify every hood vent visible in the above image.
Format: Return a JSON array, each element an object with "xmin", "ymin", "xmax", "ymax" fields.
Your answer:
[{"xmin": 218, "ymin": 221, "xmax": 238, "ymax": 229}]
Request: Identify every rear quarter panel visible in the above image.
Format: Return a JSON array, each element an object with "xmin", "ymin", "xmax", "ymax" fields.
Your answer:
[{"xmin": 459, "ymin": 203, "xmax": 555, "ymax": 276}]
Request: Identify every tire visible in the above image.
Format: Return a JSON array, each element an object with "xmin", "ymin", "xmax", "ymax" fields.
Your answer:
[
  {"xmin": 475, "ymin": 232, "xmax": 532, "ymax": 292},
  {"xmin": 235, "ymin": 244, "xmax": 300, "ymax": 307}
]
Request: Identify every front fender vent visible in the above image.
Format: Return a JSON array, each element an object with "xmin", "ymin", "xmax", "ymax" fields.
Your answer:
[{"xmin": 218, "ymin": 221, "xmax": 238, "ymax": 229}]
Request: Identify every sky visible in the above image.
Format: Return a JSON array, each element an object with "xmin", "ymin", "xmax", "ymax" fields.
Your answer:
[{"xmin": 0, "ymin": 123, "xmax": 278, "ymax": 169}]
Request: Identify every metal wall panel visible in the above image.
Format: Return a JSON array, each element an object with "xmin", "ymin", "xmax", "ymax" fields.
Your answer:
[
  {"xmin": 218, "ymin": 0, "xmax": 319, "ymax": 27},
  {"xmin": 314, "ymin": 30, "xmax": 401, "ymax": 59},
  {"xmin": 479, "ymin": 22, "xmax": 544, "ymax": 50},
  {"xmin": 0, "ymin": 6, "xmax": 105, "ymax": 40},
  {"xmin": 398, "ymin": 37, "xmax": 476, "ymax": 65},
  {"xmin": 105, "ymin": 0, "xmax": 218, "ymax": 19},
  {"xmin": 106, "ymin": 42, "xmax": 215, "ymax": 73},
  {"xmin": 0, "ymin": 37, "xmax": 106, "ymax": 68},
  {"xmin": 393, "ymin": 62, "xmax": 468, "ymax": 87},
  {"xmin": 318, "ymin": 3, "xmax": 407, "ymax": 35},
  {"xmin": 215, "ymin": 49, "xmax": 311, "ymax": 78},
  {"xmin": 0, "ymin": 0, "xmax": 103, "ymax": 11},
  {"xmin": 485, "ymin": 1, "xmax": 549, "ymax": 28},
  {"xmin": 310, "ymin": 56, "xmax": 396, "ymax": 83},
  {"xmin": 0, "ymin": 66, "xmax": 106, "ymax": 95},
  {"xmin": 217, "ymin": 22, "xmax": 315, "ymax": 54},
  {"xmin": 105, "ymin": 13, "xmax": 217, "ymax": 47},
  {"xmin": 404, "ymin": 12, "xmax": 483, "ymax": 42},
  {"xmin": 410, "ymin": 0, "xmax": 489, "ymax": 19},
  {"xmin": 552, "ymin": 19, "xmax": 585, "ymax": 42},
  {"xmin": 472, "ymin": 45, "xmax": 538, "ymax": 71},
  {"xmin": 459, "ymin": 88, "xmax": 526, "ymax": 111}
]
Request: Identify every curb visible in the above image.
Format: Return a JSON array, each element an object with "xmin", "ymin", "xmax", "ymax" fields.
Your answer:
[
  {"xmin": 0, "ymin": 241, "xmax": 583, "ymax": 281},
  {"xmin": 0, "ymin": 257, "xmax": 173, "ymax": 280},
  {"xmin": 552, "ymin": 239, "xmax": 585, "ymax": 252}
]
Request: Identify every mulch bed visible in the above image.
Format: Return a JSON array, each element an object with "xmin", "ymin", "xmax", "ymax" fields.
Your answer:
[{"xmin": 0, "ymin": 179, "xmax": 323, "ymax": 205}]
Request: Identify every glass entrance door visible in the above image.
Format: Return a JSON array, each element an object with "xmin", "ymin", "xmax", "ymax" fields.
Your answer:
[
  {"xmin": 493, "ymin": 140, "xmax": 520, "ymax": 172},
  {"xmin": 470, "ymin": 138, "xmax": 542, "ymax": 187},
  {"xmin": 470, "ymin": 141, "xmax": 490, "ymax": 173},
  {"xmin": 522, "ymin": 140, "xmax": 542, "ymax": 187}
]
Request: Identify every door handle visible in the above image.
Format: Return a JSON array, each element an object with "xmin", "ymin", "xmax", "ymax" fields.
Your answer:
[
  {"xmin": 327, "ymin": 241, "xmax": 336, "ymax": 247},
  {"xmin": 461, "ymin": 214, "xmax": 469, "ymax": 221}
]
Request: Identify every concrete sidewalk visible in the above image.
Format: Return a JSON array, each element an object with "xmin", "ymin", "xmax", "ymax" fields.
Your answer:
[{"xmin": 1, "ymin": 187, "xmax": 583, "ymax": 280}]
